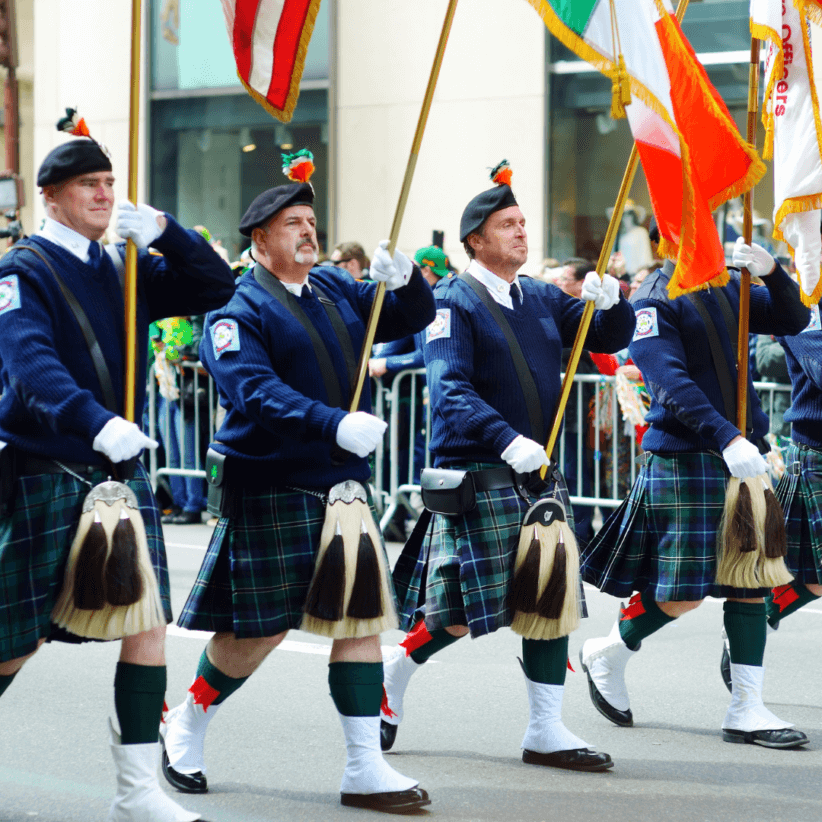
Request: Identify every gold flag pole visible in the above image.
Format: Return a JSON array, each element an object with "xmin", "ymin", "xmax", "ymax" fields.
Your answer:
[
  {"xmin": 346, "ymin": 0, "xmax": 459, "ymax": 413},
  {"xmin": 540, "ymin": 0, "xmax": 690, "ymax": 477},
  {"xmin": 124, "ymin": 0, "xmax": 142, "ymax": 422}
]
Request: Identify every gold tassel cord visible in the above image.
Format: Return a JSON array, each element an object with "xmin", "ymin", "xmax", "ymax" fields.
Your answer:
[{"xmin": 608, "ymin": 0, "xmax": 632, "ymax": 119}]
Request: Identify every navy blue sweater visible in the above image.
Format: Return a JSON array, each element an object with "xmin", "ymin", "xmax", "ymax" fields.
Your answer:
[
  {"xmin": 424, "ymin": 275, "xmax": 635, "ymax": 467},
  {"xmin": 778, "ymin": 306, "xmax": 822, "ymax": 448},
  {"xmin": 373, "ymin": 333, "xmax": 424, "ymax": 375},
  {"xmin": 202, "ymin": 264, "xmax": 435, "ymax": 487},
  {"xmin": 0, "ymin": 218, "xmax": 235, "ymax": 464},
  {"xmin": 630, "ymin": 264, "xmax": 810, "ymax": 453}
]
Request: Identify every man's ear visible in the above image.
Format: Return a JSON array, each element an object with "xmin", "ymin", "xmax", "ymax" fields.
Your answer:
[{"xmin": 468, "ymin": 233, "xmax": 482, "ymax": 254}]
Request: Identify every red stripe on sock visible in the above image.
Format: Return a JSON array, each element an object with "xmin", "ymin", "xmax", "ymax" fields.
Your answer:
[
  {"xmin": 566, "ymin": 657, "xmax": 575, "ymax": 673},
  {"xmin": 381, "ymin": 685, "xmax": 397, "ymax": 719},
  {"xmin": 189, "ymin": 676, "xmax": 220, "ymax": 712},
  {"xmin": 772, "ymin": 584, "xmax": 800, "ymax": 612},
  {"xmin": 620, "ymin": 597, "xmax": 646, "ymax": 621},
  {"xmin": 399, "ymin": 620, "xmax": 433, "ymax": 656}
]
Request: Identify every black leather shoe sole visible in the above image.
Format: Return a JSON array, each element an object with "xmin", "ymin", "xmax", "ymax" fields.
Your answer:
[
  {"xmin": 579, "ymin": 650, "xmax": 633, "ymax": 728},
  {"xmin": 720, "ymin": 644, "xmax": 732, "ymax": 693},
  {"xmin": 161, "ymin": 747, "xmax": 208, "ymax": 793},
  {"xmin": 381, "ymin": 719, "xmax": 399, "ymax": 752},
  {"xmin": 340, "ymin": 787, "xmax": 431, "ymax": 813},
  {"xmin": 523, "ymin": 748, "xmax": 614, "ymax": 772},
  {"xmin": 723, "ymin": 728, "xmax": 809, "ymax": 749}
]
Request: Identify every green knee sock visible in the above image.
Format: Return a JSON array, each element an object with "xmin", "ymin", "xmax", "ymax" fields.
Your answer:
[
  {"xmin": 724, "ymin": 601, "xmax": 766, "ymax": 667},
  {"xmin": 113, "ymin": 662, "xmax": 166, "ymax": 745},
  {"xmin": 401, "ymin": 621, "xmax": 462, "ymax": 664},
  {"xmin": 328, "ymin": 661, "xmax": 383, "ymax": 717},
  {"xmin": 0, "ymin": 671, "xmax": 17, "ymax": 697},
  {"xmin": 521, "ymin": 636, "xmax": 569, "ymax": 686},
  {"xmin": 189, "ymin": 648, "xmax": 249, "ymax": 710},
  {"xmin": 618, "ymin": 591, "xmax": 676, "ymax": 651},
  {"xmin": 766, "ymin": 582, "xmax": 821, "ymax": 627}
]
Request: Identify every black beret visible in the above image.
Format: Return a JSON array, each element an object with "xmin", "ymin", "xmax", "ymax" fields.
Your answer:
[
  {"xmin": 37, "ymin": 138, "xmax": 112, "ymax": 188},
  {"xmin": 239, "ymin": 183, "xmax": 314, "ymax": 237},
  {"xmin": 459, "ymin": 184, "xmax": 518, "ymax": 242}
]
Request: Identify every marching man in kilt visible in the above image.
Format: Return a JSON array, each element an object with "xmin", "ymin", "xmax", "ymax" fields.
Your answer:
[
  {"xmin": 0, "ymin": 131, "xmax": 235, "ymax": 822},
  {"xmin": 381, "ymin": 168, "xmax": 635, "ymax": 771},
  {"xmin": 579, "ymin": 238, "xmax": 811, "ymax": 748},
  {"xmin": 161, "ymin": 159, "xmax": 436, "ymax": 813}
]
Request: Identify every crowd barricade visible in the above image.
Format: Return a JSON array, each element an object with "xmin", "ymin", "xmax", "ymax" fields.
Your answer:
[{"xmin": 145, "ymin": 363, "xmax": 793, "ymax": 525}]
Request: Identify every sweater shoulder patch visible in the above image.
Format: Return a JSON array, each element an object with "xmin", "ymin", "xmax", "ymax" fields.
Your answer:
[
  {"xmin": 632, "ymin": 306, "xmax": 659, "ymax": 341},
  {"xmin": 0, "ymin": 274, "xmax": 22, "ymax": 316},
  {"xmin": 211, "ymin": 318, "xmax": 240, "ymax": 359},
  {"xmin": 426, "ymin": 308, "xmax": 451, "ymax": 342},
  {"xmin": 802, "ymin": 304, "xmax": 821, "ymax": 333}
]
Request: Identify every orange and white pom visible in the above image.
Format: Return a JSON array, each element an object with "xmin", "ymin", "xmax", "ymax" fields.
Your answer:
[
  {"xmin": 282, "ymin": 149, "xmax": 315, "ymax": 183},
  {"xmin": 56, "ymin": 107, "xmax": 90, "ymax": 137},
  {"xmin": 489, "ymin": 159, "xmax": 512, "ymax": 187}
]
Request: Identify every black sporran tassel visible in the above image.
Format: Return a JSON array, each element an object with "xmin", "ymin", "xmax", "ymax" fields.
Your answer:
[
  {"xmin": 346, "ymin": 520, "xmax": 384, "ymax": 619},
  {"xmin": 104, "ymin": 508, "xmax": 144, "ymax": 606},
  {"xmin": 763, "ymin": 487, "xmax": 787, "ymax": 559},
  {"xmin": 304, "ymin": 521, "xmax": 346, "ymax": 622},
  {"xmin": 536, "ymin": 538, "xmax": 567, "ymax": 621},
  {"xmin": 733, "ymin": 481, "xmax": 757, "ymax": 553},
  {"xmin": 73, "ymin": 512, "xmax": 107, "ymax": 610},
  {"xmin": 508, "ymin": 532, "xmax": 541, "ymax": 615}
]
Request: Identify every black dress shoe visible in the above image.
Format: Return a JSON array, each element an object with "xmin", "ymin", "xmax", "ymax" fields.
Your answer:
[
  {"xmin": 522, "ymin": 748, "xmax": 614, "ymax": 772},
  {"xmin": 720, "ymin": 642, "xmax": 732, "ymax": 693},
  {"xmin": 381, "ymin": 719, "xmax": 398, "ymax": 752},
  {"xmin": 723, "ymin": 728, "xmax": 809, "ymax": 749},
  {"xmin": 162, "ymin": 747, "xmax": 208, "ymax": 793},
  {"xmin": 170, "ymin": 510, "xmax": 203, "ymax": 525},
  {"xmin": 579, "ymin": 650, "xmax": 633, "ymax": 727},
  {"xmin": 340, "ymin": 786, "xmax": 431, "ymax": 813},
  {"xmin": 161, "ymin": 509, "xmax": 182, "ymax": 524}
]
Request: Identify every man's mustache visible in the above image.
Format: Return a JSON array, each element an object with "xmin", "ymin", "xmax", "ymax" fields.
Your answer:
[{"xmin": 296, "ymin": 239, "xmax": 317, "ymax": 251}]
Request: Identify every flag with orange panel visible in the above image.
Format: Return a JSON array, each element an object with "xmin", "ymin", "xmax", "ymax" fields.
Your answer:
[
  {"xmin": 221, "ymin": 0, "xmax": 322, "ymax": 123},
  {"xmin": 526, "ymin": 0, "xmax": 766, "ymax": 298}
]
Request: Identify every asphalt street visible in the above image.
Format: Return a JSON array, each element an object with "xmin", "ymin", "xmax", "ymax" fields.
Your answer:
[{"xmin": 2, "ymin": 519, "xmax": 821, "ymax": 822}]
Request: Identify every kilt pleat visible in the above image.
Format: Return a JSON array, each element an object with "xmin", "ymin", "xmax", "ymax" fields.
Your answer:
[
  {"xmin": 178, "ymin": 485, "xmax": 394, "ymax": 638},
  {"xmin": 776, "ymin": 443, "xmax": 822, "ymax": 584},
  {"xmin": 0, "ymin": 462, "xmax": 171, "ymax": 662}
]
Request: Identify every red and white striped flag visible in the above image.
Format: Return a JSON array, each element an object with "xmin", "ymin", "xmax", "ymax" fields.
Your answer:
[{"xmin": 221, "ymin": 0, "xmax": 322, "ymax": 122}]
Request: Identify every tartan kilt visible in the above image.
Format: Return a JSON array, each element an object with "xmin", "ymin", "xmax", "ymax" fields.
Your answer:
[
  {"xmin": 581, "ymin": 450, "xmax": 768, "ymax": 601},
  {"xmin": 0, "ymin": 462, "xmax": 171, "ymax": 663},
  {"xmin": 395, "ymin": 463, "xmax": 584, "ymax": 639},
  {"xmin": 178, "ymin": 484, "xmax": 395, "ymax": 638},
  {"xmin": 776, "ymin": 443, "xmax": 822, "ymax": 584}
]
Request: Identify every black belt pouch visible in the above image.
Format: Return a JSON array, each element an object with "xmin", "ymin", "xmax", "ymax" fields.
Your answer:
[
  {"xmin": 206, "ymin": 448, "xmax": 230, "ymax": 517},
  {"xmin": 0, "ymin": 444, "xmax": 16, "ymax": 516},
  {"xmin": 420, "ymin": 468, "xmax": 476, "ymax": 516}
]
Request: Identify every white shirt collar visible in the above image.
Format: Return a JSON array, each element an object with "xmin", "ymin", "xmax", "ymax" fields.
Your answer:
[
  {"xmin": 38, "ymin": 217, "xmax": 101, "ymax": 264},
  {"xmin": 466, "ymin": 259, "xmax": 522, "ymax": 309},
  {"xmin": 281, "ymin": 275, "xmax": 312, "ymax": 297}
]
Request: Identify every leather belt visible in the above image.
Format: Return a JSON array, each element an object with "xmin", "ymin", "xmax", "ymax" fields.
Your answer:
[
  {"xmin": 470, "ymin": 466, "xmax": 522, "ymax": 492},
  {"xmin": 17, "ymin": 454, "xmax": 102, "ymax": 477}
]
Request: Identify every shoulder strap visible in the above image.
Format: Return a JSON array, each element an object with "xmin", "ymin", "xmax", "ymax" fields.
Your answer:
[
  {"xmin": 11, "ymin": 243, "xmax": 119, "ymax": 413},
  {"xmin": 105, "ymin": 243, "xmax": 126, "ymax": 291},
  {"xmin": 311, "ymin": 281, "xmax": 358, "ymax": 394},
  {"xmin": 252, "ymin": 264, "xmax": 345, "ymax": 408},
  {"xmin": 458, "ymin": 272, "xmax": 544, "ymax": 441}
]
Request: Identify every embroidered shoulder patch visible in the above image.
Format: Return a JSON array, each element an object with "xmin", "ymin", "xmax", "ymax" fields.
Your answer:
[
  {"xmin": 212, "ymin": 319, "xmax": 240, "ymax": 359},
  {"xmin": 0, "ymin": 275, "xmax": 22, "ymax": 316},
  {"xmin": 426, "ymin": 308, "xmax": 451, "ymax": 343},
  {"xmin": 802, "ymin": 304, "xmax": 821, "ymax": 333},
  {"xmin": 632, "ymin": 306, "xmax": 659, "ymax": 342}
]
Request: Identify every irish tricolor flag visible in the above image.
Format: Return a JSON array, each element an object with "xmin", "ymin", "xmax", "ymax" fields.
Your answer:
[{"xmin": 527, "ymin": 0, "xmax": 766, "ymax": 298}]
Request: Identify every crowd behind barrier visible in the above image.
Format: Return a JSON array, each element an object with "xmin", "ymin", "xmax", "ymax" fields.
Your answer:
[{"xmin": 146, "ymin": 363, "xmax": 793, "ymax": 529}]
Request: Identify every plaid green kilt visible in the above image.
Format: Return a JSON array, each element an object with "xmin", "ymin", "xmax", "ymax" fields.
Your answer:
[
  {"xmin": 581, "ymin": 450, "xmax": 768, "ymax": 601},
  {"xmin": 178, "ymin": 484, "xmax": 394, "ymax": 638},
  {"xmin": 395, "ymin": 463, "xmax": 583, "ymax": 639},
  {"xmin": 0, "ymin": 462, "xmax": 171, "ymax": 663},
  {"xmin": 776, "ymin": 443, "xmax": 822, "ymax": 584}
]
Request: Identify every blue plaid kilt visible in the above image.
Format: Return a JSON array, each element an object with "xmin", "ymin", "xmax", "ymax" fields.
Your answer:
[
  {"xmin": 395, "ymin": 463, "xmax": 584, "ymax": 639},
  {"xmin": 776, "ymin": 443, "xmax": 822, "ymax": 584},
  {"xmin": 0, "ymin": 461, "xmax": 171, "ymax": 663},
  {"xmin": 581, "ymin": 450, "xmax": 768, "ymax": 601},
  {"xmin": 178, "ymin": 485, "xmax": 394, "ymax": 638}
]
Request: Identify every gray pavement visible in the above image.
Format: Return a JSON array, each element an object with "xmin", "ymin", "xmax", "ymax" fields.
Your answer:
[{"xmin": 2, "ymin": 519, "xmax": 821, "ymax": 822}]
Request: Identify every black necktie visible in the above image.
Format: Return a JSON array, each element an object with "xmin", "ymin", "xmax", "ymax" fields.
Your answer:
[
  {"xmin": 87, "ymin": 241, "xmax": 101, "ymax": 268},
  {"xmin": 510, "ymin": 283, "xmax": 522, "ymax": 311},
  {"xmin": 300, "ymin": 284, "xmax": 312, "ymax": 299}
]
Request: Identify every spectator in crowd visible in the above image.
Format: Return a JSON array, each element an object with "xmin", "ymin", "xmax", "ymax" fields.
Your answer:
[
  {"xmin": 331, "ymin": 241, "xmax": 370, "ymax": 280},
  {"xmin": 755, "ymin": 333, "xmax": 792, "ymax": 439}
]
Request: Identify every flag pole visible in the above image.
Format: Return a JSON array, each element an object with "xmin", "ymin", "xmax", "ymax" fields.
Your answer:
[
  {"xmin": 540, "ymin": 1, "xmax": 690, "ymax": 476},
  {"xmin": 123, "ymin": 0, "xmax": 142, "ymax": 423},
  {"xmin": 736, "ymin": 36, "xmax": 762, "ymax": 435},
  {"xmin": 346, "ymin": 0, "xmax": 459, "ymax": 414}
]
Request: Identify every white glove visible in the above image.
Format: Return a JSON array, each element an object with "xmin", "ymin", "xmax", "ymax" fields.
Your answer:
[
  {"xmin": 722, "ymin": 437, "xmax": 768, "ymax": 479},
  {"xmin": 336, "ymin": 411, "xmax": 387, "ymax": 457},
  {"xmin": 116, "ymin": 200, "xmax": 164, "ymax": 248},
  {"xmin": 731, "ymin": 238, "xmax": 775, "ymax": 278},
  {"xmin": 93, "ymin": 416, "xmax": 159, "ymax": 463},
  {"xmin": 501, "ymin": 435, "xmax": 550, "ymax": 474},
  {"xmin": 370, "ymin": 240, "xmax": 413, "ymax": 291},
  {"xmin": 580, "ymin": 271, "xmax": 621, "ymax": 310}
]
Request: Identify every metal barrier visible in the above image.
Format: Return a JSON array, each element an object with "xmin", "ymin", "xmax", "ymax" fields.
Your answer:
[{"xmin": 145, "ymin": 362, "xmax": 792, "ymax": 524}]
